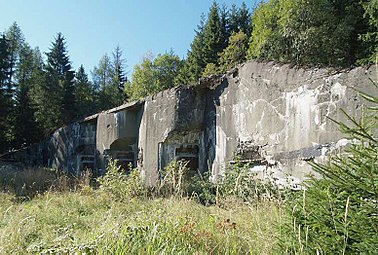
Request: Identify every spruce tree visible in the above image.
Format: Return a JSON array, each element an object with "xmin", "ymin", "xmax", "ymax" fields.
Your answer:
[
  {"xmin": 203, "ymin": 2, "xmax": 222, "ymax": 66},
  {"xmin": 74, "ymin": 65, "xmax": 98, "ymax": 118},
  {"xmin": 5, "ymin": 22, "xmax": 24, "ymax": 96},
  {"xmin": 45, "ymin": 33, "xmax": 75, "ymax": 125},
  {"xmin": 12, "ymin": 44, "xmax": 40, "ymax": 147},
  {"xmin": 175, "ymin": 14, "xmax": 207, "ymax": 85},
  {"xmin": 278, "ymin": 80, "xmax": 378, "ymax": 254},
  {"xmin": 0, "ymin": 34, "xmax": 12, "ymax": 152},
  {"xmin": 111, "ymin": 46, "xmax": 127, "ymax": 105}
]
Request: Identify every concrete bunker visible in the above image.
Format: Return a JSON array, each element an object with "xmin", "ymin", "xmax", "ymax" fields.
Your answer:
[
  {"xmin": 96, "ymin": 101, "xmax": 144, "ymax": 173},
  {"xmin": 157, "ymin": 131, "xmax": 203, "ymax": 174},
  {"xmin": 107, "ymin": 138, "xmax": 136, "ymax": 172}
]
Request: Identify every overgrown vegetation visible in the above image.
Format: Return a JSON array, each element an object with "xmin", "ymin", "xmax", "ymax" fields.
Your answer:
[
  {"xmin": 277, "ymin": 79, "xmax": 378, "ymax": 254},
  {"xmin": 0, "ymin": 77, "xmax": 377, "ymax": 253},
  {"xmin": 0, "ymin": 159, "xmax": 282, "ymax": 254},
  {"xmin": 0, "ymin": 163, "xmax": 93, "ymax": 200}
]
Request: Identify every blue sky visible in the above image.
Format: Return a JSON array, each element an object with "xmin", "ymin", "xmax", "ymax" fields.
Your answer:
[{"xmin": 0, "ymin": 0, "xmax": 257, "ymax": 78}]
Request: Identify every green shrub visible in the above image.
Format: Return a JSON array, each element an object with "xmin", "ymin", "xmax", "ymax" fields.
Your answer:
[
  {"xmin": 158, "ymin": 159, "xmax": 192, "ymax": 197},
  {"xmin": 278, "ymin": 83, "xmax": 378, "ymax": 254},
  {"xmin": 187, "ymin": 159, "xmax": 284, "ymax": 206},
  {"xmin": 218, "ymin": 160, "xmax": 283, "ymax": 205},
  {"xmin": 189, "ymin": 170, "xmax": 217, "ymax": 205},
  {"xmin": 98, "ymin": 159, "xmax": 147, "ymax": 200}
]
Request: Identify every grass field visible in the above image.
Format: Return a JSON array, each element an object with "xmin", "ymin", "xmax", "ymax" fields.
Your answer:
[{"xmin": 0, "ymin": 190, "xmax": 282, "ymax": 254}]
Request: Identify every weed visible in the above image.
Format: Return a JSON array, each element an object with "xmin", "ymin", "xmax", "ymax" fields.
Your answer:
[{"xmin": 98, "ymin": 159, "xmax": 147, "ymax": 200}]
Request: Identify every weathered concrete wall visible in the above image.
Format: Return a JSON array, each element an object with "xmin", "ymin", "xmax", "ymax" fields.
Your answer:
[
  {"xmin": 47, "ymin": 118, "xmax": 97, "ymax": 174},
  {"xmin": 137, "ymin": 86, "xmax": 207, "ymax": 185},
  {"xmin": 96, "ymin": 101, "xmax": 144, "ymax": 172},
  {"xmin": 3, "ymin": 61, "xmax": 376, "ymax": 188},
  {"xmin": 206, "ymin": 61, "xmax": 376, "ymax": 187}
]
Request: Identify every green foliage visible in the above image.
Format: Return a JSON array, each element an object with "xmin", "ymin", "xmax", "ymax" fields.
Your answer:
[
  {"xmin": 218, "ymin": 160, "xmax": 283, "ymax": 205},
  {"xmin": 11, "ymin": 43, "xmax": 41, "ymax": 147},
  {"xmin": 159, "ymin": 160, "xmax": 192, "ymax": 197},
  {"xmin": 175, "ymin": 16, "xmax": 206, "ymax": 85},
  {"xmin": 229, "ymin": 2, "xmax": 252, "ymax": 37},
  {"xmin": 358, "ymin": 0, "xmax": 378, "ymax": 64},
  {"xmin": 189, "ymin": 171, "xmax": 217, "ymax": 205},
  {"xmin": 218, "ymin": 31, "xmax": 248, "ymax": 73},
  {"xmin": 0, "ymin": 191, "xmax": 281, "ymax": 254},
  {"xmin": 74, "ymin": 65, "xmax": 99, "ymax": 118},
  {"xmin": 98, "ymin": 159, "xmax": 147, "ymax": 201},
  {"xmin": 202, "ymin": 62, "xmax": 220, "ymax": 77},
  {"xmin": 127, "ymin": 51, "xmax": 182, "ymax": 99},
  {"xmin": 176, "ymin": 2, "xmax": 253, "ymax": 84},
  {"xmin": 46, "ymin": 33, "xmax": 76, "ymax": 124},
  {"xmin": 203, "ymin": 2, "xmax": 224, "ymax": 67},
  {"xmin": 0, "ymin": 33, "xmax": 13, "ymax": 152},
  {"xmin": 278, "ymin": 82, "xmax": 378, "ymax": 254},
  {"xmin": 248, "ymin": 0, "xmax": 377, "ymax": 66},
  {"xmin": 247, "ymin": 0, "xmax": 281, "ymax": 61},
  {"xmin": 92, "ymin": 50, "xmax": 125, "ymax": 111}
]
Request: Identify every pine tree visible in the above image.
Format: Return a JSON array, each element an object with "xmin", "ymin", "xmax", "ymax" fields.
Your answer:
[
  {"xmin": 11, "ymin": 44, "xmax": 40, "ymax": 147},
  {"xmin": 203, "ymin": 2, "xmax": 222, "ymax": 66},
  {"xmin": 175, "ymin": 14, "xmax": 207, "ymax": 85},
  {"xmin": 74, "ymin": 65, "xmax": 98, "ymax": 118},
  {"xmin": 45, "ymin": 33, "xmax": 75, "ymax": 124},
  {"xmin": 0, "ymin": 34, "xmax": 12, "ymax": 152}
]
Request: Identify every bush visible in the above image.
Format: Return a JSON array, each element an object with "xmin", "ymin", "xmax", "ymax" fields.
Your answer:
[
  {"xmin": 188, "ymin": 159, "xmax": 284, "ymax": 206},
  {"xmin": 189, "ymin": 171, "xmax": 217, "ymax": 205},
  {"xmin": 98, "ymin": 159, "xmax": 147, "ymax": 200},
  {"xmin": 278, "ymin": 82, "xmax": 378, "ymax": 254},
  {"xmin": 217, "ymin": 160, "xmax": 283, "ymax": 205},
  {"xmin": 158, "ymin": 159, "xmax": 192, "ymax": 197}
]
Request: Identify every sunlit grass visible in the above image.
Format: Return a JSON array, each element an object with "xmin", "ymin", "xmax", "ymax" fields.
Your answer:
[{"xmin": 0, "ymin": 191, "xmax": 282, "ymax": 254}]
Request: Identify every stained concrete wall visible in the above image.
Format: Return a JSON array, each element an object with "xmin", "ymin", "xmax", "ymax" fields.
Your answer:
[
  {"xmin": 205, "ymin": 61, "xmax": 376, "ymax": 187},
  {"xmin": 96, "ymin": 101, "xmax": 144, "ymax": 172},
  {"xmin": 3, "ymin": 61, "xmax": 376, "ymax": 188},
  {"xmin": 137, "ymin": 61, "xmax": 376, "ymax": 187}
]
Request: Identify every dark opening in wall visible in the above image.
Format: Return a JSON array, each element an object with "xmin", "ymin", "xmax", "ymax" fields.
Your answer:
[
  {"xmin": 175, "ymin": 145, "xmax": 199, "ymax": 171},
  {"xmin": 79, "ymin": 155, "xmax": 95, "ymax": 172},
  {"xmin": 115, "ymin": 151, "xmax": 134, "ymax": 173}
]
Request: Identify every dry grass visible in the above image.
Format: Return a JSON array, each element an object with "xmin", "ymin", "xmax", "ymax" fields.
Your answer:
[{"xmin": 0, "ymin": 191, "xmax": 282, "ymax": 254}]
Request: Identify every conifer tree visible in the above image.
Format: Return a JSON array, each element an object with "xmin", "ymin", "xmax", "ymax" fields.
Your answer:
[
  {"xmin": 203, "ymin": 2, "xmax": 222, "ymax": 66},
  {"xmin": 0, "ymin": 34, "xmax": 12, "ymax": 152},
  {"xmin": 111, "ymin": 46, "xmax": 127, "ymax": 105},
  {"xmin": 46, "ymin": 33, "xmax": 75, "ymax": 124},
  {"xmin": 175, "ymin": 15, "xmax": 206, "ymax": 85},
  {"xmin": 12, "ymin": 44, "xmax": 40, "ymax": 147},
  {"xmin": 74, "ymin": 65, "xmax": 98, "ymax": 118},
  {"xmin": 33, "ymin": 33, "xmax": 75, "ymax": 133},
  {"xmin": 5, "ymin": 22, "xmax": 24, "ymax": 95}
]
